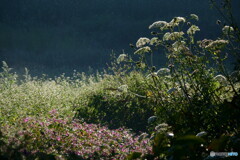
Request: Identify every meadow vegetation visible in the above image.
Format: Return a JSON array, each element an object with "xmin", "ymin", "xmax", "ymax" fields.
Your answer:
[{"xmin": 1, "ymin": 1, "xmax": 240, "ymax": 159}]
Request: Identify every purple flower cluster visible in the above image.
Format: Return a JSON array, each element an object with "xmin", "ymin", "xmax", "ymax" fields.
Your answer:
[{"xmin": 14, "ymin": 110, "xmax": 152, "ymax": 159}]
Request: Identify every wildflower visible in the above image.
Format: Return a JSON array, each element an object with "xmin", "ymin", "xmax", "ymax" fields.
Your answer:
[
  {"xmin": 172, "ymin": 41, "xmax": 187, "ymax": 52},
  {"xmin": 136, "ymin": 37, "xmax": 150, "ymax": 48},
  {"xmin": 117, "ymin": 54, "xmax": 127, "ymax": 64},
  {"xmin": 196, "ymin": 131, "xmax": 207, "ymax": 137},
  {"xmin": 205, "ymin": 39, "xmax": 229, "ymax": 50},
  {"xmin": 155, "ymin": 123, "xmax": 168, "ymax": 131},
  {"xmin": 146, "ymin": 90, "xmax": 153, "ymax": 97},
  {"xmin": 167, "ymin": 132, "xmax": 174, "ymax": 137},
  {"xmin": 198, "ymin": 39, "xmax": 213, "ymax": 48},
  {"xmin": 222, "ymin": 25, "xmax": 234, "ymax": 35},
  {"xmin": 168, "ymin": 17, "xmax": 186, "ymax": 27},
  {"xmin": 163, "ymin": 32, "xmax": 184, "ymax": 41},
  {"xmin": 150, "ymin": 37, "xmax": 159, "ymax": 45},
  {"xmin": 134, "ymin": 46, "xmax": 151, "ymax": 55},
  {"xmin": 56, "ymin": 136, "xmax": 61, "ymax": 141},
  {"xmin": 24, "ymin": 117, "xmax": 30, "ymax": 123},
  {"xmin": 136, "ymin": 62, "xmax": 146, "ymax": 69},
  {"xmin": 163, "ymin": 32, "xmax": 171, "ymax": 41},
  {"xmin": 175, "ymin": 17, "xmax": 186, "ymax": 23},
  {"xmin": 214, "ymin": 75, "xmax": 228, "ymax": 85},
  {"xmin": 149, "ymin": 21, "xmax": 168, "ymax": 30},
  {"xmin": 187, "ymin": 25, "xmax": 200, "ymax": 35},
  {"xmin": 190, "ymin": 14, "xmax": 199, "ymax": 21},
  {"xmin": 49, "ymin": 109, "xmax": 57, "ymax": 115},
  {"xmin": 138, "ymin": 133, "xmax": 149, "ymax": 141}
]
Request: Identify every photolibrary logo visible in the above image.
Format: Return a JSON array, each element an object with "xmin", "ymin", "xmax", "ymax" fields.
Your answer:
[{"xmin": 210, "ymin": 151, "xmax": 238, "ymax": 157}]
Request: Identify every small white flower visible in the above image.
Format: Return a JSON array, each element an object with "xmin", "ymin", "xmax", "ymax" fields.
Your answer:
[
  {"xmin": 136, "ymin": 37, "xmax": 150, "ymax": 48},
  {"xmin": 190, "ymin": 14, "xmax": 199, "ymax": 21},
  {"xmin": 155, "ymin": 123, "xmax": 168, "ymax": 130},
  {"xmin": 163, "ymin": 32, "xmax": 184, "ymax": 41},
  {"xmin": 138, "ymin": 133, "xmax": 149, "ymax": 141},
  {"xmin": 117, "ymin": 54, "xmax": 127, "ymax": 64},
  {"xmin": 222, "ymin": 25, "xmax": 234, "ymax": 35},
  {"xmin": 187, "ymin": 25, "xmax": 200, "ymax": 35},
  {"xmin": 169, "ymin": 17, "xmax": 186, "ymax": 27},
  {"xmin": 149, "ymin": 21, "xmax": 168, "ymax": 30},
  {"xmin": 172, "ymin": 41, "xmax": 187, "ymax": 52},
  {"xmin": 150, "ymin": 37, "xmax": 159, "ymax": 45},
  {"xmin": 167, "ymin": 132, "xmax": 174, "ymax": 137},
  {"xmin": 214, "ymin": 75, "xmax": 228, "ymax": 86},
  {"xmin": 205, "ymin": 39, "xmax": 229, "ymax": 50},
  {"xmin": 176, "ymin": 17, "xmax": 186, "ymax": 23},
  {"xmin": 196, "ymin": 131, "xmax": 207, "ymax": 137},
  {"xmin": 163, "ymin": 32, "xmax": 171, "ymax": 41},
  {"xmin": 134, "ymin": 46, "xmax": 151, "ymax": 55}
]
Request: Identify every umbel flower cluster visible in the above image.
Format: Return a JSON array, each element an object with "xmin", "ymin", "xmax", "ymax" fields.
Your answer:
[{"xmin": 117, "ymin": 14, "xmax": 232, "ymax": 65}]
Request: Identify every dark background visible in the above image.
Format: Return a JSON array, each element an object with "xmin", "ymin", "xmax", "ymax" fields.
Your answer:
[{"xmin": 0, "ymin": 0, "xmax": 239, "ymax": 76}]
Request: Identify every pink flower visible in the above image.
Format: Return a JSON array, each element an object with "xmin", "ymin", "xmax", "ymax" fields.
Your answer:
[
  {"xmin": 56, "ymin": 136, "xmax": 61, "ymax": 141},
  {"xmin": 24, "ymin": 117, "xmax": 30, "ymax": 123},
  {"xmin": 49, "ymin": 109, "xmax": 57, "ymax": 115}
]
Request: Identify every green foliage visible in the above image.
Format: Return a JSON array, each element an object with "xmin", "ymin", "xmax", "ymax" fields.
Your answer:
[
  {"xmin": 1, "ymin": 1, "xmax": 240, "ymax": 159},
  {"xmin": 75, "ymin": 71, "xmax": 155, "ymax": 132},
  {"xmin": 120, "ymin": 12, "xmax": 239, "ymax": 159}
]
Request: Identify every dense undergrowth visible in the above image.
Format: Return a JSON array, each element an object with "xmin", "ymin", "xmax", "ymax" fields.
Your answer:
[{"xmin": 1, "ymin": 2, "xmax": 240, "ymax": 159}]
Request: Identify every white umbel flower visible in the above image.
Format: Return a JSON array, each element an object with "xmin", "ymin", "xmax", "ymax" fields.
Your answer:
[
  {"xmin": 172, "ymin": 41, "xmax": 187, "ymax": 52},
  {"xmin": 163, "ymin": 32, "xmax": 184, "ymax": 41},
  {"xmin": 190, "ymin": 14, "xmax": 199, "ymax": 21},
  {"xmin": 149, "ymin": 21, "xmax": 168, "ymax": 30},
  {"xmin": 169, "ymin": 17, "xmax": 186, "ymax": 27},
  {"xmin": 136, "ymin": 37, "xmax": 150, "ymax": 48},
  {"xmin": 117, "ymin": 54, "xmax": 127, "ymax": 64},
  {"xmin": 205, "ymin": 39, "xmax": 229, "ymax": 50},
  {"xmin": 196, "ymin": 131, "xmax": 207, "ymax": 137},
  {"xmin": 214, "ymin": 75, "xmax": 228, "ymax": 86},
  {"xmin": 167, "ymin": 132, "xmax": 174, "ymax": 137},
  {"xmin": 150, "ymin": 37, "xmax": 159, "ymax": 45},
  {"xmin": 134, "ymin": 46, "xmax": 151, "ymax": 55},
  {"xmin": 187, "ymin": 25, "xmax": 200, "ymax": 35},
  {"xmin": 155, "ymin": 123, "xmax": 168, "ymax": 130},
  {"xmin": 222, "ymin": 25, "xmax": 234, "ymax": 35}
]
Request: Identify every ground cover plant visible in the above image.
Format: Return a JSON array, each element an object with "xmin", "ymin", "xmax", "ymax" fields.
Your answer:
[{"xmin": 1, "ymin": 1, "xmax": 240, "ymax": 159}]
